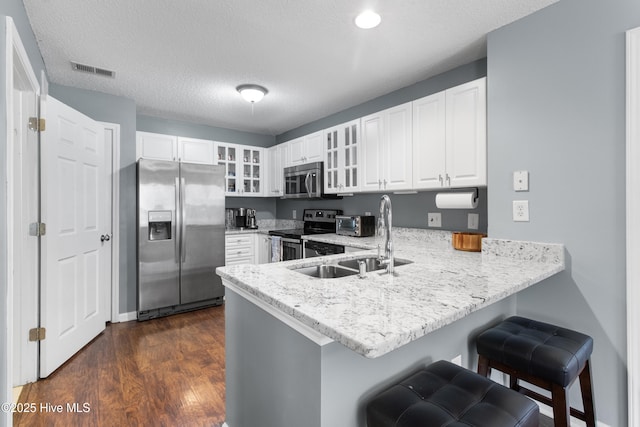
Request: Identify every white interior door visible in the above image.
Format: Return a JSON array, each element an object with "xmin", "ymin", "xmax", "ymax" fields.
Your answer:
[{"xmin": 40, "ymin": 96, "xmax": 107, "ymax": 377}]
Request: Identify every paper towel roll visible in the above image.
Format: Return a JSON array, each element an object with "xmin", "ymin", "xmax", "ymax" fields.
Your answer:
[{"xmin": 435, "ymin": 192, "xmax": 478, "ymax": 209}]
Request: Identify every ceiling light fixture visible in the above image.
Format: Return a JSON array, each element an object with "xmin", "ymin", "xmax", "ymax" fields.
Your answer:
[
  {"xmin": 236, "ymin": 84, "xmax": 268, "ymax": 103},
  {"xmin": 355, "ymin": 10, "xmax": 381, "ymax": 29}
]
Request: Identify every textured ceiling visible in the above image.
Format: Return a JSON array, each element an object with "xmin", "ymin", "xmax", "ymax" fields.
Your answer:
[{"xmin": 23, "ymin": 0, "xmax": 558, "ymax": 136}]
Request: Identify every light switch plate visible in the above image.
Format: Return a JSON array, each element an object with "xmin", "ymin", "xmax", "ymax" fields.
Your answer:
[
  {"xmin": 513, "ymin": 170, "xmax": 529, "ymax": 191},
  {"xmin": 428, "ymin": 212, "xmax": 442, "ymax": 227},
  {"xmin": 292, "ymin": 209, "xmax": 297, "ymax": 219}
]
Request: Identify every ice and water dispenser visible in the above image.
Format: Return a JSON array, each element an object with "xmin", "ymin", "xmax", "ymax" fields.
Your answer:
[{"xmin": 148, "ymin": 211, "xmax": 172, "ymax": 241}]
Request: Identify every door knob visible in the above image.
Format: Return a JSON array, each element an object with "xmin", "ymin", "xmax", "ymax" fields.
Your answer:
[{"xmin": 101, "ymin": 234, "xmax": 111, "ymax": 242}]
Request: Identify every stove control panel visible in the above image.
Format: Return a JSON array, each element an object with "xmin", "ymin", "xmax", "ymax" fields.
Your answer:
[{"xmin": 303, "ymin": 209, "xmax": 343, "ymax": 222}]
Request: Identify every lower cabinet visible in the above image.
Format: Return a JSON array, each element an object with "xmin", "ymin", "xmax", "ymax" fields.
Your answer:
[
  {"xmin": 256, "ymin": 234, "xmax": 272, "ymax": 264},
  {"xmin": 225, "ymin": 235, "xmax": 255, "ymax": 265},
  {"xmin": 225, "ymin": 233, "xmax": 272, "ymax": 265}
]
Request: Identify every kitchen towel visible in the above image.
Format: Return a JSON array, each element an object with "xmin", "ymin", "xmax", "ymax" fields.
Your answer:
[
  {"xmin": 435, "ymin": 192, "xmax": 478, "ymax": 209},
  {"xmin": 271, "ymin": 236, "xmax": 281, "ymax": 262}
]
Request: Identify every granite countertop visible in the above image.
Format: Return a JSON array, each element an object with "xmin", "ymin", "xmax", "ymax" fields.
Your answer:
[{"xmin": 216, "ymin": 228, "xmax": 565, "ymax": 358}]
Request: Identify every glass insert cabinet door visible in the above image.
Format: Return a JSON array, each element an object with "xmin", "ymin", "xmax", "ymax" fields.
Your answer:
[
  {"xmin": 217, "ymin": 143, "xmax": 263, "ymax": 196},
  {"xmin": 324, "ymin": 119, "xmax": 360, "ymax": 194}
]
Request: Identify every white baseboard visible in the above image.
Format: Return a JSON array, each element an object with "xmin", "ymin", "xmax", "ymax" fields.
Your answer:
[
  {"xmin": 116, "ymin": 311, "xmax": 137, "ymax": 323},
  {"xmin": 537, "ymin": 402, "xmax": 610, "ymax": 427}
]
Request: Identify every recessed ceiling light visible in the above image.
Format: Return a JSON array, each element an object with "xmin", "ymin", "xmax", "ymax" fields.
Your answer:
[{"xmin": 355, "ymin": 10, "xmax": 381, "ymax": 29}]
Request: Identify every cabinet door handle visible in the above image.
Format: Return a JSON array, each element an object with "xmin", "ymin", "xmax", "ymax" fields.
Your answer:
[
  {"xmin": 378, "ymin": 179, "xmax": 382, "ymax": 189},
  {"xmin": 445, "ymin": 174, "xmax": 451, "ymax": 186},
  {"xmin": 439, "ymin": 174, "xmax": 443, "ymax": 186}
]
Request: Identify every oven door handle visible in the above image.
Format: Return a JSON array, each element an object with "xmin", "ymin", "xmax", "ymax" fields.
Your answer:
[{"xmin": 279, "ymin": 237, "xmax": 301, "ymax": 244}]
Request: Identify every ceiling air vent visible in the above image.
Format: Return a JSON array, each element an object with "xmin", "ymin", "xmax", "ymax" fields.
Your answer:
[{"xmin": 71, "ymin": 61, "xmax": 115, "ymax": 78}]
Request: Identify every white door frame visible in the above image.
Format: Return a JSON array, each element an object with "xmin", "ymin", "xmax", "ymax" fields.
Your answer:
[
  {"xmin": 4, "ymin": 15, "xmax": 40, "ymax": 421},
  {"xmin": 626, "ymin": 25, "xmax": 640, "ymax": 427},
  {"xmin": 100, "ymin": 122, "xmax": 121, "ymax": 323}
]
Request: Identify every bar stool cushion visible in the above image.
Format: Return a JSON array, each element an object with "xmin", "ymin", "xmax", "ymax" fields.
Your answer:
[
  {"xmin": 366, "ymin": 360, "xmax": 539, "ymax": 427},
  {"xmin": 476, "ymin": 316, "xmax": 593, "ymax": 387}
]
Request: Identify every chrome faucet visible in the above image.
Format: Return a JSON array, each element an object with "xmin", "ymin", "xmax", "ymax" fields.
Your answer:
[{"xmin": 377, "ymin": 195, "xmax": 394, "ymax": 274}]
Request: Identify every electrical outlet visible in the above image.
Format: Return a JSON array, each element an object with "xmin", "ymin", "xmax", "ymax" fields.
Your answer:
[
  {"xmin": 292, "ymin": 209, "xmax": 297, "ymax": 219},
  {"xmin": 512, "ymin": 200, "xmax": 530, "ymax": 222},
  {"xmin": 468, "ymin": 213, "xmax": 479, "ymax": 230},
  {"xmin": 428, "ymin": 212, "xmax": 442, "ymax": 227}
]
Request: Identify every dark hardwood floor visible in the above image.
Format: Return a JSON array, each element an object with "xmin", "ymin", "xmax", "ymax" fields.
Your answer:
[
  {"xmin": 15, "ymin": 303, "xmax": 555, "ymax": 427},
  {"xmin": 15, "ymin": 306, "xmax": 226, "ymax": 427}
]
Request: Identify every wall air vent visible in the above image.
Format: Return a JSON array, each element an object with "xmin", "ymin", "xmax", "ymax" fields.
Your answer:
[{"xmin": 71, "ymin": 61, "xmax": 115, "ymax": 78}]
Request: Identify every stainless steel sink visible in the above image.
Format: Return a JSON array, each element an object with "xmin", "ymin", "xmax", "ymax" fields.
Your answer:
[
  {"xmin": 338, "ymin": 256, "xmax": 413, "ymax": 272},
  {"xmin": 292, "ymin": 264, "xmax": 359, "ymax": 279}
]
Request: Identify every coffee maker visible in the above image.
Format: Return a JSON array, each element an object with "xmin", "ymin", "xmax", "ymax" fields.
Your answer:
[
  {"xmin": 234, "ymin": 207, "xmax": 248, "ymax": 228},
  {"xmin": 246, "ymin": 209, "xmax": 257, "ymax": 229}
]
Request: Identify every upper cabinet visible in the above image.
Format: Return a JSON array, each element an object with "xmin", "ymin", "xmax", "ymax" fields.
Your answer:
[
  {"xmin": 324, "ymin": 119, "xmax": 360, "ymax": 194},
  {"xmin": 136, "ymin": 131, "xmax": 216, "ymax": 164},
  {"xmin": 266, "ymin": 143, "xmax": 288, "ymax": 196},
  {"xmin": 217, "ymin": 143, "xmax": 264, "ymax": 196},
  {"xmin": 361, "ymin": 102, "xmax": 413, "ymax": 192},
  {"xmin": 287, "ymin": 131, "xmax": 324, "ymax": 166},
  {"xmin": 413, "ymin": 77, "xmax": 487, "ymax": 189},
  {"xmin": 178, "ymin": 137, "xmax": 217, "ymax": 165}
]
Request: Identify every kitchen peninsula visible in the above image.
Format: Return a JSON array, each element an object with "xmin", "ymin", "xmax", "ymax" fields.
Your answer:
[{"xmin": 216, "ymin": 229, "xmax": 564, "ymax": 427}]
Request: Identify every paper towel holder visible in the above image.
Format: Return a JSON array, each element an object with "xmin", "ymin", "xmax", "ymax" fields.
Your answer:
[
  {"xmin": 453, "ymin": 187, "xmax": 479, "ymax": 202},
  {"xmin": 435, "ymin": 187, "xmax": 480, "ymax": 209}
]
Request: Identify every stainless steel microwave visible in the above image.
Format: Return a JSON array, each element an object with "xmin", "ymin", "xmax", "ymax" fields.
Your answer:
[
  {"xmin": 336, "ymin": 215, "xmax": 376, "ymax": 237},
  {"xmin": 283, "ymin": 162, "xmax": 324, "ymax": 199}
]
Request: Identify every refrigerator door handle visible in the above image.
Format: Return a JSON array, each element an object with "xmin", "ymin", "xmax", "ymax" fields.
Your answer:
[
  {"xmin": 175, "ymin": 176, "xmax": 181, "ymax": 264},
  {"xmin": 181, "ymin": 177, "xmax": 187, "ymax": 262}
]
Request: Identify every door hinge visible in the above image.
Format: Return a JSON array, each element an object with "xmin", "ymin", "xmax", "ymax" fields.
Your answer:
[
  {"xmin": 29, "ymin": 327, "xmax": 46, "ymax": 342},
  {"xmin": 29, "ymin": 222, "xmax": 46, "ymax": 237},
  {"xmin": 28, "ymin": 117, "xmax": 45, "ymax": 132}
]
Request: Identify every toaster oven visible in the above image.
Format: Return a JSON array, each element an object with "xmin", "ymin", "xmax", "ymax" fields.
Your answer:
[{"xmin": 335, "ymin": 215, "xmax": 376, "ymax": 237}]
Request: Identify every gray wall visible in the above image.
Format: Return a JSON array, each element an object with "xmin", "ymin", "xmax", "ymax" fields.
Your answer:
[
  {"xmin": 137, "ymin": 114, "xmax": 274, "ymax": 148},
  {"xmin": 0, "ymin": 1, "xmax": 46, "ymax": 423},
  {"xmin": 48, "ymin": 84, "xmax": 138, "ymax": 314},
  {"xmin": 276, "ymin": 189, "xmax": 488, "ymax": 232},
  {"xmin": 487, "ymin": 0, "xmax": 639, "ymax": 425},
  {"xmin": 277, "ymin": 59, "xmax": 486, "ymax": 143}
]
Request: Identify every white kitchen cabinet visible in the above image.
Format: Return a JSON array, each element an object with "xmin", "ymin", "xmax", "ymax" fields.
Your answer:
[
  {"xmin": 225, "ymin": 234, "xmax": 255, "ymax": 265},
  {"xmin": 136, "ymin": 131, "xmax": 178, "ymax": 161},
  {"xmin": 266, "ymin": 143, "xmax": 287, "ymax": 196},
  {"xmin": 216, "ymin": 143, "xmax": 264, "ymax": 196},
  {"xmin": 136, "ymin": 132, "xmax": 216, "ymax": 164},
  {"xmin": 413, "ymin": 77, "xmax": 487, "ymax": 189},
  {"xmin": 361, "ymin": 102, "xmax": 413, "ymax": 192},
  {"xmin": 177, "ymin": 136, "xmax": 217, "ymax": 164},
  {"xmin": 287, "ymin": 131, "xmax": 324, "ymax": 166},
  {"xmin": 256, "ymin": 234, "xmax": 272, "ymax": 264},
  {"xmin": 324, "ymin": 119, "xmax": 360, "ymax": 194}
]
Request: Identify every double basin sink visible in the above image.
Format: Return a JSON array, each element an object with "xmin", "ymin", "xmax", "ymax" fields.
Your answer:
[{"xmin": 291, "ymin": 256, "xmax": 412, "ymax": 279}]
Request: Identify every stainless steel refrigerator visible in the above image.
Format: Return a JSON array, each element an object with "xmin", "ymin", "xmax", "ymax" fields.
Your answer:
[{"xmin": 137, "ymin": 159, "xmax": 225, "ymax": 320}]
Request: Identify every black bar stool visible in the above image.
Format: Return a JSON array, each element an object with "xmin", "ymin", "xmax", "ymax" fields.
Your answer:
[
  {"xmin": 366, "ymin": 360, "xmax": 539, "ymax": 427},
  {"xmin": 476, "ymin": 316, "xmax": 596, "ymax": 427}
]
